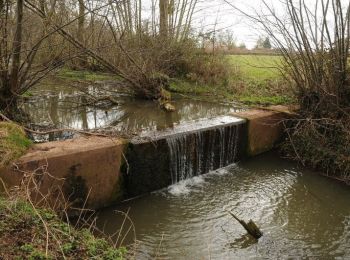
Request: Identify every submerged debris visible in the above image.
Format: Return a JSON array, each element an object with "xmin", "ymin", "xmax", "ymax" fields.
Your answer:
[
  {"xmin": 227, "ymin": 210, "xmax": 263, "ymax": 239},
  {"xmin": 162, "ymin": 102, "xmax": 176, "ymax": 112}
]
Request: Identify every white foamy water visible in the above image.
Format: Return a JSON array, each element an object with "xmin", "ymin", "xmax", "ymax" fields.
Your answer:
[
  {"xmin": 167, "ymin": 166, "xmax": 234, "ymax": 196},
  {"xmin": 168, "ymin": 176, "xmax": 206, "ymax": 195}
]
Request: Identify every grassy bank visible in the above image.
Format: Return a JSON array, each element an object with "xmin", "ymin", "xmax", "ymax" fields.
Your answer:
[
  {"xmin": 170, "ymin": 55, "xmax": 294, "ymax": 106},
  {"xmin": 42, "ymin": 55, "xmax": 293, "ymax": 107},
  {"xmin": 0, "ymin": 123, "xmax": 127, "ymax": 259},
  {"xmin": 0, "ymin": 196, "xmax": 126, "ymax": 259},
  {"xmin": 57, "ymin": 68, "xmax": 120, "ymax": 82},
  {"xmin": 0, "ymin": 122, "xmax": 32, "ymax": 168}
]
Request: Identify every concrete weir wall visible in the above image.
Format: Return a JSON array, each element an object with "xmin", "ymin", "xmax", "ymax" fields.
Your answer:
[
  {"xmin": 126, "ymin": 116, "xmax": 247, "ymax": 197},
  {"xmin": 0, "ymin": 137, "xmax": 126, "ymax": 210},
  {"xmin": 232, "ymin": 106, "xmax": 291, "ymax": 156},
  {"xmin": 0, "ymin": 107, "xmax": 291, "ymax": 211}
]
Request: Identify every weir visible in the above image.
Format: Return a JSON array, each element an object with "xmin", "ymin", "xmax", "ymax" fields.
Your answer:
[
  {"xmin": 167, "ymin": 124, "xmax": 240, "ymax": 184},
  {"xmin": 0, "ymin": 108, "xmax": 288, "ymax": 210},
  {"xmin": 125, "ymin": 116, "xmax": 246, "ymax": 197}
]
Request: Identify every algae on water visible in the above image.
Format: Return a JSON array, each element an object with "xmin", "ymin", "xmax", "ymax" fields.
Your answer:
[{"xmin": 0, "ymin": 122, "xmax": 32, "ymax": 167}]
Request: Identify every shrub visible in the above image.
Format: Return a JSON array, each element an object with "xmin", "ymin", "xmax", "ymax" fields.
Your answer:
[
  {"xmin": 184, "ymin": 54, "xmax": 232, "ymax": 86},
  {"xmin": 282, "ymin": 118, "xmax": 350, "ymax": 183}
]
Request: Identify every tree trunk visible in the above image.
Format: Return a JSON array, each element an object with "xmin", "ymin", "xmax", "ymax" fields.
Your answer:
[
  {"xmin": 159, "ymin": 0, "xmax": 169, "ymax": 37},
  {"xmin": 0, "ymin": 0, "xmax": 4, "ymax": 13},
  {"xmin": 10, "ymin": 0, "xmax": 23, "ymax": 94},
  {"xmin": 0, "ymin": 85, "xmax": 20, "ymax": 120},
  {"xmin": 77, "ymin": 0, "xmax": 87, "ymax": 68},
  {"xmin": 1, "ymin": 0, "xmax": 22, "ymax": 119}
]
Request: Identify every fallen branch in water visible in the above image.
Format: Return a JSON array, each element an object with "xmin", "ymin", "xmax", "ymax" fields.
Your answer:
[
  {"xmin": 226, "ymin": 210, "xmax": 263, "ymax": 239},
  {"xmin": 25, "ymin": 127, "xmax": 110, "ymax": 138}
]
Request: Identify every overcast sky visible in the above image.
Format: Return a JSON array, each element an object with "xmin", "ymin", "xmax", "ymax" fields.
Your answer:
[
  {"xmin": 191, "ymin": 0, "xmax": 286, "ymax": 48},
  {"xmin": 139, "ymin": 0, "xmax": 286, "ymax": 48},
  {"xmin": 194, "ymin": 0, "xmax": 303, "ymax": 49},
  {"xmin": 140, "ymin": 0, "xmax": 348, "ymax": 49}
]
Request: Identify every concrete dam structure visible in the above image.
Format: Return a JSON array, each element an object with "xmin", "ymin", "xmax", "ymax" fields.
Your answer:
[
  {"xmin": 0, "ymin": 108, "xmax": 289, "ymax": 211},
  {"xmin": 126, "ymin": 116, "xmax": 246, "ymax": 197}
]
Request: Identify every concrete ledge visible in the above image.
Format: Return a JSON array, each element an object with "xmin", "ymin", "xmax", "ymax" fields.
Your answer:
[
  {"xmin": 0, "ymin": 107, "xmax": 295, "ymax": 211},
  {"xmin": 0, "ymin": 137, "xmax": 126, "ymax": 211},
  {"xmin": 125, "ymin": 118, "xmax": 246, "ymax": 197},
  {"xmin": 233, "ymin": 107, "xmax": 293, "ymax": 156}
]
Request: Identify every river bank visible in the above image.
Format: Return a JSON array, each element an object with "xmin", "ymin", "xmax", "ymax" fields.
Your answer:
[{"xmin": 0, "ymin": 195, "xmax": 127, "ymax": 259}]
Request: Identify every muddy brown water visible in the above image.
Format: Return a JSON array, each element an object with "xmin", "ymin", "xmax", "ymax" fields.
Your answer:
[
  {"xmin": 97, "ymin": 152, "xmax": 350, "ymax": 259},
  {"xmin": 22, "ymin": 82, "xmax": 241, "ymax": 141}
]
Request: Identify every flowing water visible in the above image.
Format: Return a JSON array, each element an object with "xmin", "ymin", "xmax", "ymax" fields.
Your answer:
[
  {"xmin": 97, "ymin": 152, "xmax": 350, "ymax": 259},
  {"xmin": 166, "ymin": 122, "xmax": 240, "ymax": 184}
]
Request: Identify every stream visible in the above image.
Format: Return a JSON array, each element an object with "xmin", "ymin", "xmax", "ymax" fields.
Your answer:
[
  {"xmin": 97, "ymin": 152, "xmax": 350, "ymax": 259},
  {"xmin": 22, "ymin": 81, "xmax": 350, "ymax": 259}
]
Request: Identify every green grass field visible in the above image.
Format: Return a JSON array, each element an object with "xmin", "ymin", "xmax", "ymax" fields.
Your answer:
[
  {"xmin": 228, "ymin": 55, "xmax": 292, "ymax": 105},
  {"xmin": 170, "ymin": 54, "xmax": 293, "ymax": 106},
  {"xmin": 229, "ymin": 55, "xmax": 282, "ymax": 81}
]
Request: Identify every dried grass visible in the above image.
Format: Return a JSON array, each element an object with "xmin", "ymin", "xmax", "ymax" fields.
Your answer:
[{"xmin": 0, "ymin": 163, "xmax": 134, "ymax": 259}]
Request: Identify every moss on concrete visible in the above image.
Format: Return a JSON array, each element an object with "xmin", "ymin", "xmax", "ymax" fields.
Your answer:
[{"xmin": 0, "ymin": 122, "xmax": 32, "ymax": 167}]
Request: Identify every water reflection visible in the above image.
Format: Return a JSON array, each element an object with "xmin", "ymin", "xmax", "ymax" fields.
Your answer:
[
  {"xmin": 96, "ymin": 153, "xmax": 350, "ymax": 259},
  {"xmin": 22, "ymin": 82, "xmax": 241, "ymax": 139}
]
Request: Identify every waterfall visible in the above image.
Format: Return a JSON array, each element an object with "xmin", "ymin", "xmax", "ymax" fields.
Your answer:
[
  {"xmin": 166, "ymin": 124, "xmax": 240, "ymax": 184},
  {"xmin": 126, "ymin": 115, "xmax": 245, "ymax": 197}
]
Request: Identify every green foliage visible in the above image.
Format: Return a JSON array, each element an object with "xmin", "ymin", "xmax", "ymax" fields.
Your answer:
[
  {"xmin": 170, "ymin": 80, "xmax": 214, "ymax": 95},
  {"xmin": 238, "ymin": 43, "xmax": 246, "ymax": 49},
  {"xmin": 0, "ymin": 122, "xmax": 32, "ymax": 167},
  {"xmin": 263, "ymin": 37, "xmax": 272, "ymax": 49},
  {"xmin": 169, "ymin": 55, "xmax": 293, "ymax": 106},
  {"xmin": 0, "ymin": 197, "xmax": 128, "ymax": 260},
  {"xmin": 239, "ymin": 95, "xmax": 291, "ymax": 106},
  {"xmin": 20, "ymin": 244, "xmax": 35, "ymax": 253},
  {"xmin": 81, "ymin": 229, "xmax": 126, "ymax": 259},
  {"xmin": 23, "ymin": 91, "xmax": 34, "ymax": 97},
  {"xmin": 58, "ymin": 68, "xmax": 120, "ymax": 81},
  {"xmin": 20, "ymin": 245, "xmax": 49, "ymax": 260},
  {"xmin": 255, "ymin": 36, "xmax": 272, "ymax": 49},
  {"xmin": 62, "ymin": 242, "xmax": 76, "ymax": 255}
]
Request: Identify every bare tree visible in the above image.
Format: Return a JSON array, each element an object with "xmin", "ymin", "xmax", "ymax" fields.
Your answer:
[
  {"xmin": 0, "ymin": 0, "xmax": 201, "ymax": 118},
  {"xmin": 159, "ymin": 0, "xmax": 169, "ymax": 37},
  {"xmin": 1, "ymin": 0, "xmax": 26, "ymax": 117},
  {"xmin": 225, "ymin": 0, "xmax": 350, "ymax": 115},
  {"xmin": 224, "ymin": 0, "xmax": 350, "ymax": 182},
  {"xmin": 77, "ymin": 0, "xmax": 87, "ymax": 67}
]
